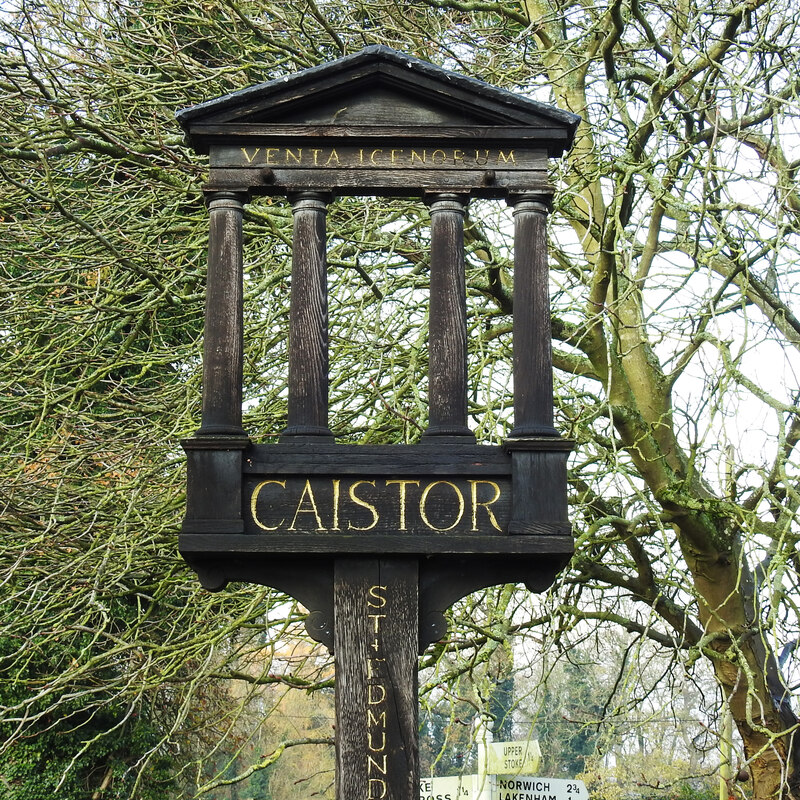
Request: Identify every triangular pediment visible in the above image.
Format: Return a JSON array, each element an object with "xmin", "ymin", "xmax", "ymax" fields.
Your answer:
[
  {"xmin": 177, "ymin": 46, "xmax": 579, "ymax": 147},
  {"xmin": 254, "ymin": 83, "xmax": 497, "ymax": 127}
]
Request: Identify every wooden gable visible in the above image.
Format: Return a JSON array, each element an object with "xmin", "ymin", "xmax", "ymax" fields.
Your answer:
[
  {"xmin": 176, "ymin": 46, "xmax": 579, "ymax": 197},
  {"xmin": 178, "ymin": 45, "xmax": 578, "ymax": 140}
]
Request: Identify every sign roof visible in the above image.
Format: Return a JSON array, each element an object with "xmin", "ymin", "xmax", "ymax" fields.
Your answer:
[{"xmin": 176, "ymin": 45, "xmax": 580, "ymax": 156}]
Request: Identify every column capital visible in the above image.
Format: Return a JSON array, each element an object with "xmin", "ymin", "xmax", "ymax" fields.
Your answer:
[
  {"xmin": 203, "ymin": 188, "xmax": 249, "ymax": 208},
  {"xmin": 506, "ymin": 192, "xmax": 552, "ymax": 214},
  {"xmin": 288, "ymin": 190, "xmax": 332, "ymax": 209},
  {"xmin": 424, "ymin": 192, "xmax": 469, "ymax": 213}
]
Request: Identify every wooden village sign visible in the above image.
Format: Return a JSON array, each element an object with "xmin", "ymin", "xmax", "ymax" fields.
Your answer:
[{"xmin": 177, "ymin": 46, "xmax": 579, "ymax": 800}]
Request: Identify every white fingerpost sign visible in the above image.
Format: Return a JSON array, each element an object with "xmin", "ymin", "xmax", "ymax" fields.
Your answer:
[
  {"xmin": 485, "ymin": 740, "xmax": 541, "ymax": 774},
  {"xmin": 420, "ymin": 775, "xmax": 589, "ymax": 800},
  {"xmin": 420, "ymin": 775, "xmax": 476, "ymax": 800},
  {"xmin": 495, "ymin": 776, "xmax": 589, "ymax": 800}
]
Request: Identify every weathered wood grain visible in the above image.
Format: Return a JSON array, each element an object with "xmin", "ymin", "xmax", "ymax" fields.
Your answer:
[
  {"xmin": 178, "ymin": 532, "xmax": 574, "ymax": 555},
  {"xmin": 205, "ymin": 165, "xmax": 549, "ymax": 197},
  {"xmin": 182, "ymin": 435, "xmax": 248, "ymax": 536},
  {"xmin": 197, "ymin": 124, "xmax": 567, "ymax": 143},
  {"xmin": 179, "ymin": 48, "xmax": 581, "ymax": 800},
  {"xmin": 425, "ymin": 194, "xmax": 472, "ymax": 438},
  {"xmin": 177, "ymin": 46, "xmax": 580, "ymax": 156},
  {"xmin": 285, "ymin": 192, "xmax": 333, "ymax": 437},
  {"xmin": 244, "ymin": 441, "xmax": 512, "ymax": 474},
  {"xmin": 508, "ymin": 196, "xmax": 557, "ymax": 437},
  {"xmin": 198, "ymin": 192, "xmax": 247, "ymax": 435},
  {"xmin": 334, "ymin": 559, "xmax": 418, "ymax": 800}
]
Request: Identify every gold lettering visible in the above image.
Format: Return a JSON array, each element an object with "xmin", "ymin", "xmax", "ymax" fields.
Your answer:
[
  {"xmin": 368, "ymin": 754, "xmax": 387, "ymax": 775},
  {"xmin": 386, "ymin": 480, "xmax": 419, "ymax": 530},
  {"xmin": 325, "ymin": 148, "xmax": 341, "ymax": 166},
  {"xmin": 369, "ymin": 778, "xmax": 388, "ymax": 799},
  {"xmin": 497, "ymin": 150, "xmax": 516, "ymax": 164},
  {"xmin": 241, "ymin": 147, "xmax": 261, "ymax": 164},
  {"xmin": 411, "ymin": 149, "xmax": 426, "ymax": 164},
  {"xmin": 288, "ymin": 479, "xmax": 325, "ymax": 530},
  {"xmin": 285, "ymin": 147, "xmax": 302, "ymax": 164},
  {"xmin": 253, "ymin": 477, "xmax": 499, "ymax": 534},
  {"xmin": 368, "ymin": 684, "xmax": 386, "ymax": 704},
  {"xmin": 359, "ymin": 148, "xmax": 365, "ymax": 164},
  {"xmin": 367, "ymin": 657, "xmax": 386, "ymax": 679},
  {"xmin": 370, "ymin": 149, "xmax": 383, "ymax": 165},
  {"xmin": 264, "ymin": 147, "xmax": 279, "ymax": 165},
  {"xmin": 469, "ymin": 480, "xmax": 502, "ymax": 531},
  {"xmin": 431, "ymin": 149, "xmax": 447, "ymax": 164},
  {"xmin": 348, "ymin": 480, "xmax": 379, "ymax": 530},
  {"xmin": 390, "ymin": 148, "xmax": 403, "ymax": 163},
  {"xmin": 253, "ymin": 482, "xmax": 286, "ymax": 531},
  {"xmin": 311, "ymin": 148, "xmax": 323, "ymax": 165},
  {"xmin": 250, "ymin": 480, "xmax": 286, "ymax": 531},
  {"xmin": 474, "ymin": 149, "xmax": 490, "ymax": 166},
  {"xmin": 332, "ymin": 479, "xmax": 341, "ymax": 530},
  {"xmin": 368, "ymin": 708, "xmax": 387, "ymax": 727},
  {"xmin": 369, "ymin": 614, "xmax": 386, "ymax": 634},
  {"xmin": 453, "ymin": 148, "xmax": 464, "ymax": 163},
  {"xmin": 368, "ymin": 730, "xmax": 387, "ymax": 752},
  {"xmin": 419, "ymin": 481, "xmax": 465, "ymax": 531},
  {"xmin": 368, "ymin": 585, "xmax": 388, "ymax": 608}
]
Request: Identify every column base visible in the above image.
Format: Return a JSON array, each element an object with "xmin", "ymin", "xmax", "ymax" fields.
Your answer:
[
  {"xmin": 194, "ymin": 424, "xmax": 248, "ymax": 437},
  {"xmin": 507, "ymin": 424, "xmax": 559, "ymax": 439},
  {"xmin": 422, "ymin": 426, "xmax": 475, "ymax": 441},
  {"xmin": 281, "ymin": 425, "xmax": 335, "ymax": 441}
]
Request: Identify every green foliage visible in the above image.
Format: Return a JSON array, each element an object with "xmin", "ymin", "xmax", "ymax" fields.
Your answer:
[
  {"xmin": 534, "ymin": 659, "xmax": 602, "ymax": 778},
  {"xmin": 0, "ymin": 631, "xmax": 174, "ymax": 799},
  {"xmin": 420, "ymin": 701, "xmax": 478, "ymax": 777}
]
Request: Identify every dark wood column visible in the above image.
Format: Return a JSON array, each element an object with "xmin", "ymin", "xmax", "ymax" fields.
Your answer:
[
  {"xmin": 508, "ymin": 194, "xmax": 558, "ymax": 438},
  {"xmin": 424, "ymin": 193, "xmax": 473, "ymax": 439},
  {"xmin": 335, "ymin": 558, "xmax": 419, "ymax": 800},
  {"xmin": 285, "ymin": 192, "xmax": 334, "ymax": 438},
  {"xmin": 198, "ymin": 190, "xmax": 247, "ymax": 436}
]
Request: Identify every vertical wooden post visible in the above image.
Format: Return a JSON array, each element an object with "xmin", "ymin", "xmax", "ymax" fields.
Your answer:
[
  {"xmin": 335, "ymin": 558, "xmax": 419, "ymax": 800},
  {"xmin": 425, "ymin": 193, "xmax": 473, "ymax": 439},
  {"xmin": 285, "ymin": 192, "xmax": 334, "ymax": 438},
  {"xmin": 198, "ymin": 191, "xmax": 247, "ymax": 436},
  {"xmin": 507, "ymin": 194, "xmax": 557, "ymax": 438}
]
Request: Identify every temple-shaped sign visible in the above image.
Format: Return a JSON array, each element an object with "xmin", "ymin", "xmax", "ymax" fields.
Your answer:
[
  {"xmin": 177, "ymin": 45, "xmax": 579, "ymax": 647},
  {"xmin": 177, "ymin": 47, "xmax": 579, "ymax": 800}
]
